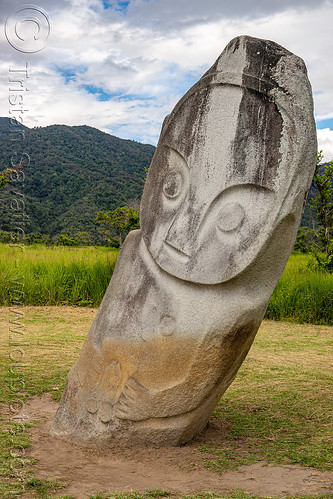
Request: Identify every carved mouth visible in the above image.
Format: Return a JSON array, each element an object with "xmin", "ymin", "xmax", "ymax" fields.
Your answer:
[{"xmin": 163, "ymin": 240, "xmax": 191, "ymax": 261}]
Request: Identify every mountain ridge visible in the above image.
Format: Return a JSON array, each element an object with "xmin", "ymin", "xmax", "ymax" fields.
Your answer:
[{"xmin": 0, "ymin": 118, "xmax": 155, "ymax": 238}]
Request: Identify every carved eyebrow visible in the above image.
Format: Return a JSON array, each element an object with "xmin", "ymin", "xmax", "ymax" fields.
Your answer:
[
  {"xmin": 212, "ymin": 183, "xmax": 274, "ymax": 209},
  {"xmin": 160, "ymin": 145, "xmax": 190, "ymax": 206},
  {"xmin": 223, "ymin": 182, "xmax": 275, "ymax": 194},
  {"xmin": 163, "ymin": 144, "xmax": 188, "ymax": 169},
  {"xmin": 196, "ymin": 183, "xmax": 275, "ymax": 243}
]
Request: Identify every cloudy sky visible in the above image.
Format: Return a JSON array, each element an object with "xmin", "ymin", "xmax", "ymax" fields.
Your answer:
[{"xmin": 1, "ymin": 0, "xmax": 333, "ymax": 160}]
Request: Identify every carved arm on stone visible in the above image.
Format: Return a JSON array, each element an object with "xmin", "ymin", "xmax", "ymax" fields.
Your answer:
[{"xmin": 115, "ymin": 323, "xmax": 257, "ymax": 421}]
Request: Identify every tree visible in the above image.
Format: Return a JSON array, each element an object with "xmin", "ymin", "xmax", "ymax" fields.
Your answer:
[
  {"xmin": 96, "ymin": 206, "xmax": 140, "ymax": 246},
  {"xmin": 74, "ymin": 232, "xmax": 91, "ymax": 246},
  {"xmin": 55, "ymin": 234, "xmax": 80, "ymax": 246},
  {"xmin": 0, "ymin": 168, "xmax": 15, "ymax": 190},
  {"xmin": 294, "ymin": 226, "xmax": 312, "ymax": 253},
  {"xmin": 309, "ymin": 151, "xmax": 333, "ymax": 271}
]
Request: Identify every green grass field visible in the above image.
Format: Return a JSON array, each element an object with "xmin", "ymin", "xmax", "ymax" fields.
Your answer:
[
  {"xmin": 265, "ymin": 252, "xmax": 333, "ymax": 325},
  {"xmin": 0, "ymin": 244, "xmax": 332, "ymax": 325},
  {"xmin": 0, "ymin": 244, "xmax": 119, "ymax": 308},
  {"xmin": 0, "ymin": 307, "xmax": 332, "ymax": 498}
]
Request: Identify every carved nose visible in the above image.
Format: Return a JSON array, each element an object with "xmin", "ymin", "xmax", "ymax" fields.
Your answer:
[{"xmin": 164, "ymin": 212, "xmax": 197, "ymax": 257}]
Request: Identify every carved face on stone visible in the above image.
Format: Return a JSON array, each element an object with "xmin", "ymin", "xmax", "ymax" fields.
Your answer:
[{"xmin": 140, "ymin": 36, "xmax": 317, "ymax": 284}]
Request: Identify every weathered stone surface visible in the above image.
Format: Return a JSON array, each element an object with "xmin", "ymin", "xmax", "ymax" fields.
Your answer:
[{"xmin": 52, "ymin": 36, "xmax": 317, "ymax": 446}]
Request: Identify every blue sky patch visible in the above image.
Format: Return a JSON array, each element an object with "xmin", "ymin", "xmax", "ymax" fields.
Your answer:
[
  {"xmin": 79, "ymin": 84, "xmax": 117, "ymax": 101},
  {"xmin": 102, "ymin": 1, "xmax": 130, "ymax": 13},
  {"xmin": 116, "ymin": 94, "xmax": 154, "ymax": 102},
  {"xmin": 316, "ymin": 117, "xmax": 333, "ymax": 130},
  {"xmin": 116, "ymin": 1, "xmax": 131, "ymax": 12},
  {"xmin": 56, "ymin": 65, "xmax": 87, "ymax": 84}
]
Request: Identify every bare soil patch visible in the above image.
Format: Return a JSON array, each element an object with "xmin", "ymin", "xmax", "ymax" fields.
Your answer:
[{"xmin": 20, "ymin": 394, "xmax": 333, "ymax": 498}]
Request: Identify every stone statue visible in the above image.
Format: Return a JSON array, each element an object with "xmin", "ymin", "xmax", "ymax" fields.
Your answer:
[{"xmin": 52, "ymin": 35, "xmax": 317, "ymax": 446}]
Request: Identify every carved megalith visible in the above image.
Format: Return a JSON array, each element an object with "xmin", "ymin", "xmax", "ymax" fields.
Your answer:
[{"xmin": 52, "ymin": 36, "xmax": 317, "ymax": 446}]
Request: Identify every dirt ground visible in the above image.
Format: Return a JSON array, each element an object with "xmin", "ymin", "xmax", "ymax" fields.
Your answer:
[{"xmin": 11, "ymin": 394, "xmax": 333, "ymax": 498}]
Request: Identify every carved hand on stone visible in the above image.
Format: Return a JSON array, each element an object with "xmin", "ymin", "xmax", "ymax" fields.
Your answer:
[
  {"xmin": 84, "ymin": 359, "xmax": 122, "ymax": 423},
  {"xmin": 115, "ymin": 377, "xmax": 150, "ymax": 421}
]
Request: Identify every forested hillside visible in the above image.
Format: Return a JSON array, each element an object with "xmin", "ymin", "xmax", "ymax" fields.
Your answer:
[{"xmin": 0, "ymin": 118, "xmax": 155, "ymax": 237}]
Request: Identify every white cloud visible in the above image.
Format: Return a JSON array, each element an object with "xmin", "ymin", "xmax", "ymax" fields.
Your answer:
[
  {"xmin": 0, "ymin": 0, "xmax": 332, "ymax": 146},
  {"xmin": 125, "ymin": 0, "xmax": 329, "ymax": 30},
  {"xmin": 317, "ymin": 129, "xmax": 333, "ymax": 162}
]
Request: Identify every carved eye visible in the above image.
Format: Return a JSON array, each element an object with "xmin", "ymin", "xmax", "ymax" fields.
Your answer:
[
  {"xmin": 217, "ymin": 202, "xmax": 245, "ymax": 232},
  {"xmin": 163, "ymin": 170, "xmax": 183, "ymax": 199}
]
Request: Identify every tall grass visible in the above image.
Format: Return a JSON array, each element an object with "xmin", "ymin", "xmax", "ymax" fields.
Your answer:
[
  {"xmin": 1, "ymin": 245, "xmax": 332, "ymax": 324},
  {"xmin": 266, "ymin": 252, "xmax": 333, "ymax": 325},
  {"xmin": 0, "ymin": 244, "xmax": 119, "ymax": 307}
]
